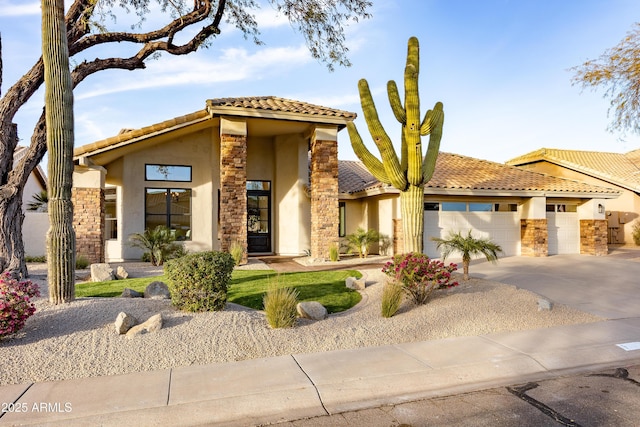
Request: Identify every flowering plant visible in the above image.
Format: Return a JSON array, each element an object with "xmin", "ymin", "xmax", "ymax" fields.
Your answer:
[
  {"xmin": 0, "ymin": 272, "xmax": 40, "ymax": 338},
  {"xmin": 382, "ymin": 252, "xmax": 458, "ymax": 305}
]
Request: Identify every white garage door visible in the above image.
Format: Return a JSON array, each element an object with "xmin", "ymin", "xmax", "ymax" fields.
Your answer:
[
  {"xmin": 546, "ymin": 212, "xmax": 579, "ymax": 254},
  {"xmin": 424, "ymin": 211, "xmax": 520, "ymax": 259}
]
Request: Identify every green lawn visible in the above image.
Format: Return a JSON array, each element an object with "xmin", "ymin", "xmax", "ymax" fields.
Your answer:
[{"xmin": 75, "ymin": 269, "xmax": 363, "ymax": 313}]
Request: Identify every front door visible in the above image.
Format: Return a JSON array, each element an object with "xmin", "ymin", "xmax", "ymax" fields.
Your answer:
[{"xmin": 247, "ymin": 181, "xmax": 271, "ymax": 253}]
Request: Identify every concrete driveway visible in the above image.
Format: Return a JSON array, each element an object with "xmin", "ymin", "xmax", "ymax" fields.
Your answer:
[{"xmin": 466, "ymin": 253, "xmax": 640, "ymax": 319}]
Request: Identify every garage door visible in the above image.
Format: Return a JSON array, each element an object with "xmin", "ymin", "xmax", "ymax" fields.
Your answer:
[
  {"xmin": 424, "ymin": 210, "xmax": 520, "ymax": 259},
  {"xmin": 546, "ymin": 212, "xmax": 579, "ymax": 254}
]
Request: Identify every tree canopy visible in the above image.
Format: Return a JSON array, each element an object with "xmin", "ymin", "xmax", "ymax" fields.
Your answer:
[
  {"xmin": 571, "ymin": 22, "xmax": 640, "ymax": 135},
  {"xmin": 0, "ymin": 0, "xmax": 372, "ymax": 278}
]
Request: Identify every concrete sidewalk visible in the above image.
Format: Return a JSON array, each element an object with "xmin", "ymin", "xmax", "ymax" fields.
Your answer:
[{"xmin": 2, "ymin": 255, "xmax": 640, "ymax": 426}]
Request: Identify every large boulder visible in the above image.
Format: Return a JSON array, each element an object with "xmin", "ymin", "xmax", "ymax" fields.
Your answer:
[
  {"xmin": 114, "ymin": 312, "xmax": 138, "ymax": 335},
  {"xmin": 91, "ymin": 263, "xmax": 114, "ymax": 282},
  {"xmin": 121, "ymin": 288, "xmax": 143, "ymax": 298},
  {"xmin": 144, "ymin": 281, "xmax": 171, "ymax": 300},
  {"xmin": 126, "ymin": 314, "xmax": 163, "ymax": 338},
  {"xmin": 296, "ymin": 301, "xmax": 328, "ymax": 321},
  {"xmin": 115, "ymin": 266, "xmax": 129, "ymax": 280},
  {"xmin": 346, "ymin": 276, "xmax": 366, "ymax": 290}
]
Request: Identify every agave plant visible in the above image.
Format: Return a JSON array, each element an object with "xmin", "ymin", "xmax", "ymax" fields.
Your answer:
[{"xmin": 432, "ymin": 230, "xmax": 503, "ymax": 280}]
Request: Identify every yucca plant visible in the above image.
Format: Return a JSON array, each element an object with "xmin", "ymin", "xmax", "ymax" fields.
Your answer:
[
  {"xmin": 26, "ymin": 190, "xmax": 48, "ymax": 212},
  {"xmin": 432, "ymin": 230, "xmax": 503, "ymax": 281},
  {"xmin": 345, "ymin": 227, "xmax": 381, "ymax": 258}
]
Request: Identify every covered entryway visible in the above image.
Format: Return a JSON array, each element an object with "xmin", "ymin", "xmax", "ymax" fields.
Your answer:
[{"xmin": 247, "ymin": 181, "xmax": 271, "ymax": 253}]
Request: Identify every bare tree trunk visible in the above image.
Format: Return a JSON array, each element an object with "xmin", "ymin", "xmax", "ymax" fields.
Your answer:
[{"xmin": 43, "ymin": 0, "xmax": 75, "ymax": 304}]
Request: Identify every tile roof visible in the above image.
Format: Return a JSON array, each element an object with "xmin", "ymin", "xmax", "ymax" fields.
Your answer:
[
  {"xmin": 339, "ymin": 152, "xmax": 619, "ymax": 196},
  {"xmin": 206, "ymin": 96, "xmax": 357, "ymax": 119},
  {"xmin": 506, "ymin": 148, "xmax": 640, "ymax": 192}
]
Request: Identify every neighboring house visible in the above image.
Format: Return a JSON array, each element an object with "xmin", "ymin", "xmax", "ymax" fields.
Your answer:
[
  {"xmin": 72, "ymin": 97, "xmax": 355, "ymax": 263},
  {"xmin": 507, "ymin": 148, "xmax": 640, "ymax": 245},
  {"xmin": 339, "ymin": 152, "xmax": 619, "ymax": 258},
  {"xmin": 14, "ymin": 146, "xmax": 49, "ymax": 257},
  {"xmin": 14, "ymin": 146, "xmax": 47, "ymax": 212},
  {"xmin": 71, "ymin": 97, "xmax": 620, "ymax": 264}
]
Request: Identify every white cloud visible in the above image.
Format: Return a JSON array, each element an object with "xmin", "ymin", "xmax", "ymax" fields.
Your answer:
[
  {"xmin": 253, "ymin": 5, "xmax": 290, "ymax": 29},
  {"xmin": 74, "ymin": 44, "xmax": 312, "ymax": 100},
  {"xmin": 0, "ymin": 1, "xmax": 39, "ymax": 16}
]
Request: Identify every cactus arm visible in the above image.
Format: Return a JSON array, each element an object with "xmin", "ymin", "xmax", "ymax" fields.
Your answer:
[
  {"xmin": 422, "ymin": 102, "xmax": 444, "ymax": 182},
  {"xmin": 358, "ymin": 79, "xmax": 408, "ymax": 190},
  {"xmin": 347, "ymin": 122, "xmax": 391, "ymax": 185},
  {"xmin": 387, "ymin": 80, "xmax": 405, "ymax": 124}
]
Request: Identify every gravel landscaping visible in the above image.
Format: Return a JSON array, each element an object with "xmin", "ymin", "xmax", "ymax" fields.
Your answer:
[{"xmin": 0, "ymin": 262, "xmax": 603, "ymax": 386}]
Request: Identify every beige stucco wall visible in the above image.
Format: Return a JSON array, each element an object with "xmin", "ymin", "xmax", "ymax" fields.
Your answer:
[
  {"xmin": 341, "ymin": 195, "xmax": 398, "ymax": 255},
  {"xmin": 103, "ymin": 128, "xmax": 215, "ymax": 261},
  {"xmin": 517, "ymin": 162, "xmax": 636, "ymax": 243},
  {"xmin": 274, "ymin": 135, "xmax": 310, "ymax": 255}
]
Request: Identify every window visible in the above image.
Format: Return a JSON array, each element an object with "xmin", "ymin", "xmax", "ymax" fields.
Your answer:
[
  {"xmin": 495, "ymin": 203, "xmax": 518, "ymax": 212},
  {"xmin": 441, "ymin": 202, "xmax": 467, "ymax": 211},
  {"xmin": 468, "ymin": 203, "xmax": 492, "ymax": 212},
  {"xmin": 145, "ymin": 164, "xmax": 192, "ymax": 182},
  {"xmin": 547, "ymin": 204, "xmax": 577, "ymax": 213},
  {"xmin": 339, "ymin": 202, "xmax": 346, "ymax": 237},
  {"xmin": 145, "ymin": 188, "xmax": 191, "ymax": 240},
  {"xmin": 105, "ymin": 187, "xmax": 117, "ymax": 240},
  {"xmin": 424, "ymin": 202, "xmax": 439, "ymax": 211}
]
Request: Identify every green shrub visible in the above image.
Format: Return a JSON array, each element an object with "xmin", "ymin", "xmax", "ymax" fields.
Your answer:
[
  {"xmin": 25, "ymin": 255, "xmax": 46, "ymax": 263},
  {"xmin": 381, "ymin": 281, "xmax": 404, "ymax": 318},
  {"xmin": 164, "ymin": 251, "xmax": 235, "ymax": 312},
  {"xmin": 263, "ymin": 278, "xmax": 299, "ymax": 328},
  {"xmin": 75, "ymin": 255, "xmax": 90, "ymax": 270},
  {"xmin": 633, "ymin": 221, "xmax": 640, "ymax": 246},
  {"xmin": 329, "ymin": 242, "xmax": 340, "ymax": 262},
  {"xmin": 230, "ymin": 240, "xmax": 244, "ymax": 266}
]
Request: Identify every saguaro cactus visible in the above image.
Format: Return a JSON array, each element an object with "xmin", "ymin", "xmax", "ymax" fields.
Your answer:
[{"xmin": 348, "ymin": 37, "xmax": 444, "ymax": 254}]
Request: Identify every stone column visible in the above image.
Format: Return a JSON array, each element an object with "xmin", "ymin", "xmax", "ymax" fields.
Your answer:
[
  {"xmin": 219, "ymin": 117, "xmax": 247, "ymax": 261},
  {"xmin": 310, "ymin": 127, "xmax": 339, "ymax": 260},
  {"xmin": 580, "ymin": 220, "xmax": 608, "ymax": 255},
  {"xmin": 72, "ymin": 165, "xmax": 106, "ymax": 263},
  {"xmin": 520, "ymin": 219, "xmax": 548, "ymax": 257}
]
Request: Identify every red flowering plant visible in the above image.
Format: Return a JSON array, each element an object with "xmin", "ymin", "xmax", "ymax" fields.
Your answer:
[
  {"xmin": 0, "ymin": 272, "xmax": 41, "ymax": 338},
  {"xmin": 382, "ymin": 252, "xmax": 458, "ymax": 305}
]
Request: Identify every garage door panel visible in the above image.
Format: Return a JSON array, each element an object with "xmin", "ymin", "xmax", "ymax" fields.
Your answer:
[
  {"xmin": 547, "ymin": 212, "xmax": 579, "ymax": 254},
  {"xmin": 424, "ymin": 211, "xmax": 520, "ymax": 258}
]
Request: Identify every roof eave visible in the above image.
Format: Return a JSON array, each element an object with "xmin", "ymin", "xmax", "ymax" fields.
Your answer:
[{"xmin": 208, "ymin": 106, "xmax": 352, "ymax": 129}]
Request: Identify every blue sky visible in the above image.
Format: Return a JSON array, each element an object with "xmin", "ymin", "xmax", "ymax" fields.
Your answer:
[{"xmin": 2, "ymin": 0, "xmax": 640, "ymax": 164}]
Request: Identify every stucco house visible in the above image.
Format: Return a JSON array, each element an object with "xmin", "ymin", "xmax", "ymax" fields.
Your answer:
[
  {"xmin": 339, "ymin": 152, "xmax": 619, "ymax": 258},
  {"xmin": 71, "ymin": 97, "xmax": 620, "ymax": 264},
  {"xmin": 507, "ymin": 148, "xmax": 640, "ymax": 245}
]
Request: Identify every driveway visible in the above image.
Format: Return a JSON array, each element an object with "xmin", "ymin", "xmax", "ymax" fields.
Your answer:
[{"xmin": 467, "ymin": 253, "xmax": 640, "ymax": 319}]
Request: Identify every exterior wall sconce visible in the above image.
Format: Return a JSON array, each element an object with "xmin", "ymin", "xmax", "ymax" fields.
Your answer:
[{"xmin": 598, "ymin": 204, "xmax": 605, "ymax": 214}]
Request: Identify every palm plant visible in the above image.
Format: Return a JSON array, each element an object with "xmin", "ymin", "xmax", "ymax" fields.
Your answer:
[
  {"xmin": 344, "ymin": 227, "xmax": 381, "ymax": 258},
  {"xmin": 432, "ymin": 230, "xmax": 503, "ymax": 281},
  {"xmin": 129, "ymin": 226, "xmax": 179, "ymax": 266},
  {"xmin": 27, "ymin": 190, "xmax": 48, "ymax": 212}
]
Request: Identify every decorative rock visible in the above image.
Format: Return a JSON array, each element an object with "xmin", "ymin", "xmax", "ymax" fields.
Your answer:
[
  {"xmin": 296, "ymin": 301, "xmax": 328, "ymax": 320},
  {"xmin": 538, "ymin": 298, "xmax": 553, "ymax": 311},
  {"xmin": 144, "ymin": 281, "xmax": 171, "ymax": 300},
  {"xmin": 346, "ymin": 276, "xmax": 366, "ymax": 290},
  {"xmin": 114, "ymin": 312, "xmax": 138, "ymax": 335},
  {"xmin": 115, "ymin": 266, "xmax": 129, "ymax": 280},
  {"xmin": 90, "ymin": 263, "xmax": 114, "ymax": 282},
  {"xmin": 125, "ymin": 314, "xmax": 163, "ymax": 338},
  {"xmin": 121, "ymin": 288, "xmax": 143, "ymax": 298}
]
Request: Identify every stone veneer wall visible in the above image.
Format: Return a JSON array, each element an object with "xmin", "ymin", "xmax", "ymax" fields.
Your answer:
[
  {"xmin": 580, "ymin": 219, "xmax": 608, "ymax": 256},
  {"xmin": 220, "ymin": 133, "xmax": 247, "ymax": 261},
  {"xmin": 72, "ymin": 187, "xmax": 104, "ymax": 263},
  {"xmin": 520, "ymin": 219, "xmax": 548, "ymax": 257},
  {"xmin": 310, "ymin": 138, "xmax": 339, "ymax": 260},
  {"xmin": 393, "ymin": 219, "xmax": 404, "ymax": 255}
]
